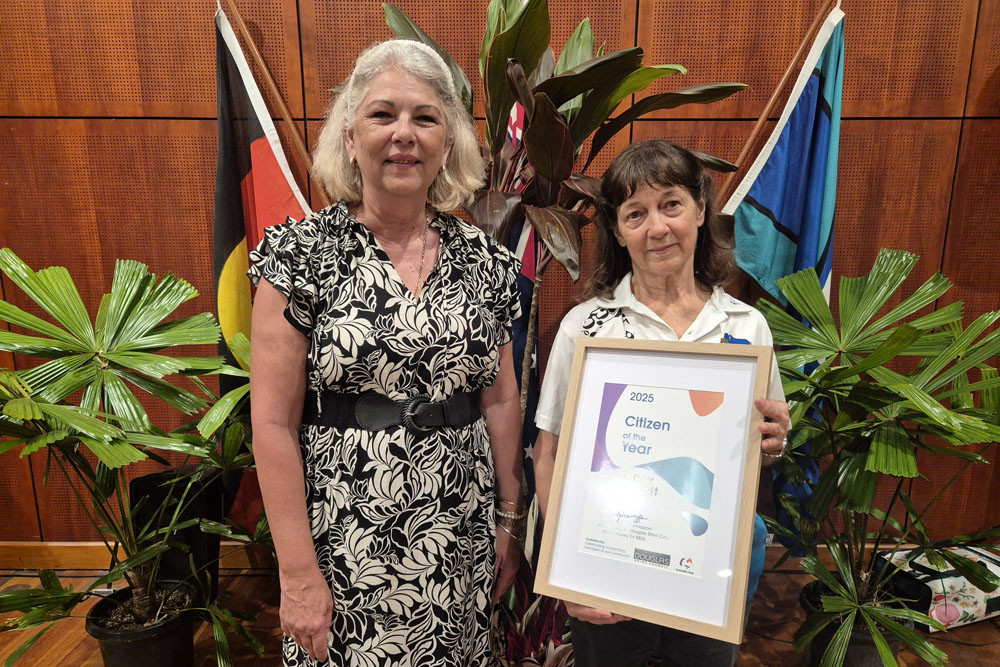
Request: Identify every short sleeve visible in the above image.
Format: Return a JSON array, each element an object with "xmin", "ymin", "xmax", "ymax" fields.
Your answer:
[
  {"xmin": 247, "ymin": 218, "xmax": 321, "ymax": 336},
  {"xmin": 751, "ymin": 313, "xmax": 785, "ymax": 402},
  {"xmin": 490, "ymin": 248, "xmax": 523, "ymax": 347},
  {"xmin": 534, "ymin": 314, "xmax": 580, "ymax": 435}
]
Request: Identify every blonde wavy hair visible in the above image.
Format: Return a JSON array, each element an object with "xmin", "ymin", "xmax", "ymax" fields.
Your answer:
[{"xmin": 312, "ymin": 40, "xmax": 484, "ymax": 212}]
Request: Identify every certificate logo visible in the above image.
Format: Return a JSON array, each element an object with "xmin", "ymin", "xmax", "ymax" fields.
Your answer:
[
  {"xmin": 633, "ymin": 548, "xmax": 671, "ymax": 568},
  {"xmin": 679, "ymin": 557, "xmax": 693, "ymax": 569}
]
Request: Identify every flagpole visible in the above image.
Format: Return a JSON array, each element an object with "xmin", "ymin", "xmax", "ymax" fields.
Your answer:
[
  {"xmin": 716, "ymin": 0, "xmax": 837, "ymax": 207},
  {"xmin": 223, "ymin": 0, "xmax": 331, "ymax": 208}
]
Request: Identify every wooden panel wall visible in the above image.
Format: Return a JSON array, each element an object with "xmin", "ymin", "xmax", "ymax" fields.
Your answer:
[{"xmin": 0, "ymin": 0, "xmax": 997, "ymax": 542}]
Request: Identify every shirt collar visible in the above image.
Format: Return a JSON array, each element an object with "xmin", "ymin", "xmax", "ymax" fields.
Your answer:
[
  {"xmin": 708, "ymin": 284, "xmax": 755, "ymax": 315},
  {"xmin": 604, "ymin": 274, "xmax": 753, "ymax": 314},
  {"xmin": 600, "ymin": 273, "xmax": 636, "ymax": 308}
]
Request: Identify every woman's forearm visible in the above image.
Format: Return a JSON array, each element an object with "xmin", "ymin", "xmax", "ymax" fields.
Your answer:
[
  {"xmin": 249, "ymin": 280, "xmax": 319, "ymax": 577},
  {"xmin": 485, "ymin": 401, "xmax": 522, "ymax": 503},
  {"xmin": 253, "ymin": 425, "xmax": 319, "ymax": 576},
  {"xmin": 533, "ymin": 429, "xmax": 558, "ymax": 520},
  {"xmin": 481, "ymin": 344, "xmax": 523, "ymax": 503}
]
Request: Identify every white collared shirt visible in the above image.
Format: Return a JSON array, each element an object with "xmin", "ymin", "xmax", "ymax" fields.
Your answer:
[{"xmin": 535, "ymin": 273, "xmax": 785, "ymax": 435}]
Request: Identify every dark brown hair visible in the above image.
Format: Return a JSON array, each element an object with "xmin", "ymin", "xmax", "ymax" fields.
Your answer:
[{"xmin": 584, "ymin": 139, "xmax": 736, "ymax": 299}]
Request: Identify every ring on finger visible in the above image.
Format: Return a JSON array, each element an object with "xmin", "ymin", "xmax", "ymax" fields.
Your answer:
[{"xmin": 762, "ymin": 436, "xmax": 788, "ymax": 459}]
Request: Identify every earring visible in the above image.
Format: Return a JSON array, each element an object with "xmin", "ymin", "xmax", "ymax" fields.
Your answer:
[{"xmin": 350, "ymin": 156, "xmax": 358, "ymax": 169}]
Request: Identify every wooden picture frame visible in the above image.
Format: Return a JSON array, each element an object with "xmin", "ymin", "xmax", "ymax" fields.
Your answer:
[{"xmin": 534, "ymin": 337, "xmax": 773, "ymax": 643}]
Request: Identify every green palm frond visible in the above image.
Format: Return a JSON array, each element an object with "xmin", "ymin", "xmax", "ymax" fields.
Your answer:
[
  {"xmin": 115, "ymin": 369, "xmax": 208, "ymax": 414},
  {"xmin": 31, "ymin": 362, "xmax": 100, "ymax": 404},
  {"xmin": 124, "ymin": 432, "xmax": 213, "ymax": 458},
  {"xmin": 197, "ymin": 383, "xmax": 251, "ymax": 438},
  {"xmin": 121, "ymin": 312, "xmax": 221, "ymax": 350},
  {"xmin": 836, "ymin": 249, "xmax": 919, "ymax": 345},
  {"xmin": 226, "ymin": 333, "xmax": 251, "ymax": 370},
  {"xmin": 111, "ymin": 270, "xmax": 200, "ymax": 346},
  {"xmin": 774, "ymin": 268, "xmax": 840, "ymax": 345},
  {"xmin": 0, "ymin": 251, "xmax": 95, "ymax": 347},
  {"xmin": 100, "ymin": 370, "xmax": 150, "ymax": 430},
  {"xmin": 3, "ymin": 397, "xmax": 43, "ymax": 421},
  {"xmin": 856, "ymin": 272, "xmax": 953, "ymax": 344},
  {"xmin": 864, "ymin": 422, "xmax": 918, "ymax": 477},
  {"xmin": 0, "ymin": 329, "xmax": 85, "ymax": 357},
  {"xmin": 97, "ymin": 260, "xmax": 154, "ymax": 346},
  {"xmin": 101, "ymin": 351, "xmax": 196, "ymax": 378},
  {"xmin": 19, "ymin": 431, "xmax": 69, "ymax": 457},
  {"xmin": 0, "ymin": 250, "xmax": 222, "ymax": 423},
  {"xmin": 36, "ymin": 404, "xmax": 120, "ymax": 442}
]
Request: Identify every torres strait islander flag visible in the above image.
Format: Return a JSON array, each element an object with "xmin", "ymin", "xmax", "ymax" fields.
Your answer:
[
  {"xmin": 214, "ymin": 7, "xmax": 309, "ymax": 362},
  {"xmin": 721, "ymin": 6, "xmax": 845, "ymax": 554},
  {"xmin": 722, "ymin": 6, "xmax": 845, "ymax": 303}
]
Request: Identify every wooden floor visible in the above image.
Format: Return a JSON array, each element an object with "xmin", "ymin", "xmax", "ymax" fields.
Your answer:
[{"xmin": 2, "ymin": 566, "xmax": 998, "ymax": 665}]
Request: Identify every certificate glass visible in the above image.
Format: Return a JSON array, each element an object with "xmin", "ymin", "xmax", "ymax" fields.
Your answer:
[{"xmin": 534, "ymin": 338, "xmax": 773, "ymax": 643}]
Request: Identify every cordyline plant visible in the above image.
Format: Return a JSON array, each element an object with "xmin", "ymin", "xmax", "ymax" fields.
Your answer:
[
  {"xmin": 496, "ymin": 551, "xmax": 571, "ymax": 667},
  {"xmin": 384, "ymin": 0, "xmax": 746, "ymax": 414},
  {"xmin": 760, "ymin": 249, "xmax": 1000, "ymax": 667},
  {"xmin": 0, "ymin": 249, "xmax": 268, "ymax": 665}
]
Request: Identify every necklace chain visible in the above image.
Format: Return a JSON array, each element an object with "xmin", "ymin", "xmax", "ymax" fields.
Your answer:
[
  {"xmin": 351, "ymin": 205, "xmax": 431, "ymax": 298},
  {"xmin": 415, "ymin": 213, "xmax": 431, "ymax": 297}
]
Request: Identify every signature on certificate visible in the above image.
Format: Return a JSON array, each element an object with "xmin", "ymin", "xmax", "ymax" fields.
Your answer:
[{"xmin": 615, "ymin": 511, "xmax": 649, "ymax": 525}]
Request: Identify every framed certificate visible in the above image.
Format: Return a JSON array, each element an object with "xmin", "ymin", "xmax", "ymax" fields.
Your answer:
[{"xmin": 534, "ymin": 337, "xmax": 773, "ymax": 643}]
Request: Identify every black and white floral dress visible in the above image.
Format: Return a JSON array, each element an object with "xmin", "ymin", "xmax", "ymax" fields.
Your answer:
[{"xmin": 248, "ymin": 202, "xmax": 521, "ymax": 667}]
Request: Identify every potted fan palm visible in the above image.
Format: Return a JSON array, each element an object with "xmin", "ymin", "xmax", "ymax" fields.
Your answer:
[
  {"xmin": 0, "ymin": 249, "xmax": 267, "ymax": 666},
  {"xmin": 759, "ymin": 248, "xmax": 1000, "ymax": 666}
]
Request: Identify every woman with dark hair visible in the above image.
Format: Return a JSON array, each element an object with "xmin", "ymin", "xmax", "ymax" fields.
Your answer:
[
  {"xmin": 249, "ymin": 40, "xmax": 523, "ymax": 667},
  {"xmin": 533, "ymin": 140, "xmax": 790, "ymax": 666}
]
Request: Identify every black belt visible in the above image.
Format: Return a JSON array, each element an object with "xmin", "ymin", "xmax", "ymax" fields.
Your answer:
[{"xmin": 301, "ymin": 390, "xmax": 482, "ymax": 436}]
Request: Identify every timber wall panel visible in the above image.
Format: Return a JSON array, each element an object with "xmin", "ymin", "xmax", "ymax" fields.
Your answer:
[
  {"xmin": 0, "ymin": 455, "xmax": 39, "ymax": 541},
  {"xmin": 0, "ymin": 0, "xmax": 997, "ymax": 543},
  {"xmin": 966, "ymin": 0, "xmax": 1000, "ymax": 116},
  {"xmin": 940, "ymin": 119, "xmax": 1000, "ymax": 317},
  {"xmin": 838, "ymin": 0, "xmax": 978, "ymax": 117},
  {"xmin": 830, "ymin": 119, "xmax": 961, "ymax": 314},
  {"xmin": 636, "ymin": 0, "xmax": 978, "ymax": 120},
  {"xmin": 301, "ymin": 0, "xmax": 636, "ymax": 120},
  {"xmin": 0, "ymin": 0, "xmax": 302, "ymax": 118},
  {"xmin": 545, "ymin": 0, "xmax": 635, "ymax": 58},
  {"xmin": 0, "ymin": 119, "xmax": 217, "ymax": 320},
  {"xmin": 940, "ymin": 120, "xmax": 1000, "ymax": 318},
  {"xmin": 0, "ymin": 118, "xmax": 219, "ymax": 540},
  {"xmin": 635, "ymin": 0, "xmax": 820, "ymax": 119},
  {"xmin": 301, "ymin": 0, "xmax": 490, "ymax": 119},
  {"xmin": 919, "ymin": 118, "xmax": 1000, "ymax": 537}
]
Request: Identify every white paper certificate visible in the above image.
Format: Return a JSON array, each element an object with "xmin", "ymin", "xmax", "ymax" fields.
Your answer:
[{"xmin": 577, "ymin": 382, "xmax": 725, "ymax": 579}]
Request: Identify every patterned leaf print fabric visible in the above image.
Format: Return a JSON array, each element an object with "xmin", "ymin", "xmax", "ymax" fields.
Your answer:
[{"xmin": 248, "ymin": 203, "xmax": 521, "ymax": 667}]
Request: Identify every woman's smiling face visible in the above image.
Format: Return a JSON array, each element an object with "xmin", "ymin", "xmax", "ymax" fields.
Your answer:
[
  {"xmin": 614, "ymin": 181, "xmax": 705, "ymax": 283},
  {"xmin": 345, "ymin": 69, "xmax": 451, "ymax": 204}
]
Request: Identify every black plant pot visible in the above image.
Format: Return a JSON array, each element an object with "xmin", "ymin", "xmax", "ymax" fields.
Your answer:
[
  {"xmin": 130, "ymin": 467, "xmax": 225, "ymax": 601},
  {"xmin": 799, "ymin": 580, "xmax": 909, "ymax": 667},
  {"xmin": 85, "ymin": 581, "xmax": 196, "ymax": 667}
]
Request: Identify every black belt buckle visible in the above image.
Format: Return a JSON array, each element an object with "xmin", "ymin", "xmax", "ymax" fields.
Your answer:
[{"xmin": 401, "ymin": 394, "xmax": 434, "ymax": 436}]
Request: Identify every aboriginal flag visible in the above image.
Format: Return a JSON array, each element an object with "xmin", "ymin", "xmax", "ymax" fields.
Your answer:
[
  {"xmin": 214, "ymin": 7, "xmax": 309, "ymax": 365},
  {"xmin": 214, "ymin": 8, "xmax": 309, "ymax": 533}
]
